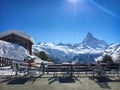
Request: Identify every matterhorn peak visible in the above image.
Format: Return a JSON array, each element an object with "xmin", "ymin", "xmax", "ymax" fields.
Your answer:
[
  {"xmin": 82, "ymin": 32, "xmax": 108, "ymax": 49},
  {"xmin": 86, "ymin": 32, "xmax": 94, "ymax": 39},
  {"xmin": 82, "ymin": 32, "xmax": 96, "ymax": 43}
]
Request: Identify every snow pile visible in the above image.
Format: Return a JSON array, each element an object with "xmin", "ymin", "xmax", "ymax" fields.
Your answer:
[
  {"xmin": 0, "ymin": 30, "xmax": 34, "ymax": 43},
  {"xmin": 0, "ymin": 67, "xmax": 15, "ymax": 75},
  {"xmin": 0, "ymin": 40, "xmax": 29, "ymax": 61}
]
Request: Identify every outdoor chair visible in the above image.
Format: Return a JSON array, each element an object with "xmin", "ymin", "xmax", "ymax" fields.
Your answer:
[
  {"xmin": 60, "ymin": 64, "xmax": 72, "ymax": 77},
  {"xmin": 86, "ymin": 63, "xmax": 95, "ymax": 77},
  {"xmin": 108, "ymin": 63, "xmax": 120, "ymax": 77},
  {"xmin": 10, "ymin": 65, "xmax": 15, "ymax": 76},
  {"xmin": 46, "ymin": 64, "xmax": 60, "ymax": 77},
  {"xmin": 73, "ymin": 63, "xmax": 88, "ymax": 77},
  {"xmin": 73, "ymin": 64, "xmax": 80, "ymax": 77},
  {"xmin": 92, "ymin": 63, "xmax": 106, "ymax": 77}
]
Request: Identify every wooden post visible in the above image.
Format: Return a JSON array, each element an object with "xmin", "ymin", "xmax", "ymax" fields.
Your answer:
[
  {"xmin": 2, "ymin": 58, "xmax": 4, "ymax": 67},
  {"xmin": 5, "ymin": 58, "xmax": 7, "ymax": 66},
  {"xmin": 8, "ymin": 59, "xmax": 9, "ymax": 66},
  {"xmin": 10, "ymin": 59, "xmax": 12, "ymax": 66},
  {"xmin": 3, "ymin": 58, "xmax": 4, "ymax": 67},
  {"xmin": 4, "ymin": 58, "xmax": 6, "ymax": 66},
  {"xmin": 42, "ymin": 63, "xmax": 45, "ymax": 74},
  {"xmin": 7, "ymin": 59, "xmax": 9, "ymax": 66},
  {"xmin": 15, "ymin": 63, "xmax": 19, "ymax": 76},
  {"xmin": 1, "ymin": 58, "xmax": 3, "ymax": 67},
  {"xmin": 0, "ymin": 57, "xmax": 1, "ymax": 67},
  {"xmin": 4, "ymin": 58, "xmax": 5, "ymax": 66},
  {"xmin": 6, "ymin": 58, "xmax": 8, "ymax": 66}
]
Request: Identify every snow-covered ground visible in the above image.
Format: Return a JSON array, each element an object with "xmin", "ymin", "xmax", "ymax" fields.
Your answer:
[
  {"xmin": 0, "ymin": 40, "xmax": 29, "ymax": 61},
  {"xmin": 0, "ymin": 66, "xmax": 40, "ymax": 76},
  {"xmin": 0, "ymin": 70, "xmax": 15, "ymax": 76},
  {"xmin": 0, "ymin": 66, "xmax": 15, "ymax": 75}
]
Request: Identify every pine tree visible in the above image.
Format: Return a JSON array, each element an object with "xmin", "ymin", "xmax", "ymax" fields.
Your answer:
[
  {"xmin": 102, "ymin": 54, "xmax": 113, "ymax": 64},
  {"xmin": 39, "ymin": 51, "xmax": 48, "ymax": 61}
]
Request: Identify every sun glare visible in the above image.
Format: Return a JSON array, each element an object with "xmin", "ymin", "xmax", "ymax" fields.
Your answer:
[
  {"xmin": 69, "ymin": 0, "xmax": 78, "ymax": 3},
  {"xmin": 68, "ymin": 0, "xmax": 85, "ymax": 4},
  {"xmin": 66, "ymin": 0, "xmax": 86, "ymax": 12}
]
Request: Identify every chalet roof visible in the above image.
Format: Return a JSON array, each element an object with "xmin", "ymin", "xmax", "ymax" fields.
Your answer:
[{"xmin": 0, "ymin": 30, "xmax": 34, "ymax": 44}]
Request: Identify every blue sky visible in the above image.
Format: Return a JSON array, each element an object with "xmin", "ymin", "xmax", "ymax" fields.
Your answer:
[{"xmin": 0, "ymin": 0, "xmax": 120, "ymax": 44}]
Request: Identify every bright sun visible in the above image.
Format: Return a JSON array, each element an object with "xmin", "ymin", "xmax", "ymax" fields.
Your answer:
[
  {"xmin": 69, "ymin": 0, "xmax": 78, "ymax": 2},
  {"xmin": 69, "ymin": 0, "xmax": 85, "ymax": 4},
  {"xmin": 69, "ymin": 0, "xmax": 84, "ymax": 3}
]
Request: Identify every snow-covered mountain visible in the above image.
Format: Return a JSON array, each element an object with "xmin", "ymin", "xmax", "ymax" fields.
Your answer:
[
  {"xmin": 33, "ymin": 42, "xmax": 76, "ymax": 62},
  {"xmin": 82, "ymin": 32, "xmax": 108, "ymax": 49},
  {"xmin": 33, "ymin": 32, "xmax": 113, "ymax": 63},
  {"xmin": 0, "ymin": 31, "xmax": 119, "ymax": 63},
  {"xmin": 96, "ymin": 43, "xmax": 120, "ymax": 62},
  {"xmin": 0, "ymin": 40, "xmax": 29, "ymax": 61}
]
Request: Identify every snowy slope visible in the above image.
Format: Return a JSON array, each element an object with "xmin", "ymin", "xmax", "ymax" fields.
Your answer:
[
  {"xmin": 104, "ymin": 43, "xmax": 120, "ymax": 62},
  {"xmin": 33, "ymin": 42, "xmax": 77, "ymax": 62},
  {"xmin": 95, "ymin": 43, "xmax": 120, "ymax": 62},
  {"xmin": 0, "ymin": 40, "xmax": 29, "ymax": 61}
]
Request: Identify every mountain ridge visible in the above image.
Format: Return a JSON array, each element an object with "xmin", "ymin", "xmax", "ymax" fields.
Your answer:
[{"xmin": 33, "ymin": 32, "xmax": 120, "ymax": 63}]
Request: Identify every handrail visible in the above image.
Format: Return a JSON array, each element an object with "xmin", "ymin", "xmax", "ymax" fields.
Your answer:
[{"xmin": 0, "ymin": 56, "xmax": 24, "ymax": 67}]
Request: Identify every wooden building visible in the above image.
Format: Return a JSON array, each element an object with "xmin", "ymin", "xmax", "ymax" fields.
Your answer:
[{"xmin": 0, "ymin": 30, "xmax": 34, "ymax": 55}]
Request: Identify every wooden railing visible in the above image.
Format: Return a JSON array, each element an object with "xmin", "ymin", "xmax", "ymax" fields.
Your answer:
[
  {"xmin": 0, "ymin": 57, "xmax": 13, "ymax": 67},
  {"xmin": 41, "ymin": 63, "xmax": 120, "ymax": 77},
  {"xmin": 0, "ymin": 57, "xmax": 24, "ymax": 67}
]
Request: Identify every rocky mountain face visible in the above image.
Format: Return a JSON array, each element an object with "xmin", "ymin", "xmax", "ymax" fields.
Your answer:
[{"xmin": 33, "ymin": 32, "xmax": 120, "ymax": 63}]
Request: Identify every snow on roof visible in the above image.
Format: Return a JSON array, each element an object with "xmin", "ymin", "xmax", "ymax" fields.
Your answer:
[{"xmin": 0, "ymin": 30, "xmax": 34, "ymax": 44}]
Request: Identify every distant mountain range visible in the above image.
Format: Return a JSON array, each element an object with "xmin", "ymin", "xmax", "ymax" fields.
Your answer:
[{"xmin": 33, "ymin": 32, "xmax": 120, "ymax": 63}]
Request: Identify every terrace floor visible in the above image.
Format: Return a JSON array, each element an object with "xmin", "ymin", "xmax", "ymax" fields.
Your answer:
[{"xmin": 0, "ymin": 74, "xmax": 120, "ymax": 90}]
